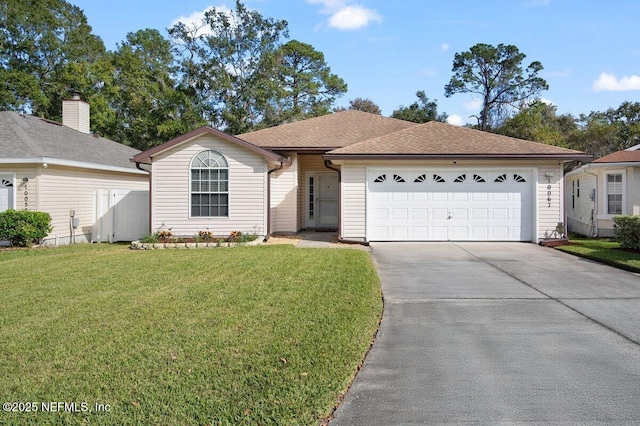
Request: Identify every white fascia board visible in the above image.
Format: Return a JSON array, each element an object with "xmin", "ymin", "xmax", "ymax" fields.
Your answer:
[
  {"xmin": 585, "ymin": 162, "xmax": 640, "ymax": 169},
  {"xmin": 0, "ymin": 157, "xmax": 148, "ymax": 175}
]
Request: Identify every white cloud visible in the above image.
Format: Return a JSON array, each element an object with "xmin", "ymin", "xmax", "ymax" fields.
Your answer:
[
  {"xmin": 329, "ymin": 5, "xmax": 381, "ymax": 30},
  {"xmin": 593, "ymin": 72, "xmax": 640, "ymax": 92},
  {"xmin": 171, "ymin": 5, "xmax": 233, "ymax": 38},
  {"xmin": 306, "ymin": 0, "xmax": 381, "ymax": 31},
  {"xmin": 463, "ymin": 97, "xmax": 482, "ymax": 111},
  {"xmin": 540, "ymin": 97, "xmax": 556, "ymax": 106},
  {"xmin": 447, "ymin": 115, "xmax": 465, "ymax": 126},
  {"xmin": 440, "ymin": 43, "xmax": 450, "ymax": 53}
]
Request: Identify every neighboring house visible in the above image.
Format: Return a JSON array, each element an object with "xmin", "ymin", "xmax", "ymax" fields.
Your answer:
[
  {"xmin": 565, "ymin": 144, "xmax": 640, "ymax": 237},
  {"xmin": 134, "ymin": 110, "xmax": 589, "ymax": 243},
  {"xmin": 0, "ymin": 95, "xmax": 149, "ymax": 244}
]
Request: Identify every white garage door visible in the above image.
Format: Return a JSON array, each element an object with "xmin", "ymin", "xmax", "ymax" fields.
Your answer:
[{"xmin": 367, "ymin": 168, "xmax": 533, "ymax": 241}]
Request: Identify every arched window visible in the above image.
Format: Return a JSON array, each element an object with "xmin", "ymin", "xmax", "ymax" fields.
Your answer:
[{"xmin": 190, "ymin": 150, "xmax": 229, "ymax": 217}]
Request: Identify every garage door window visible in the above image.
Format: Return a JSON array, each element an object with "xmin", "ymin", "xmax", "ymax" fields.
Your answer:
[
  {"xmin": 494, "ymin": 174, "xmax": 507, "ymax": 182},
  {"xmin": 454, "ymin": 174, "xmax": 466, "ymax": 182},
  {"xmin": 473, "ymin": 174, "xmax": 486, "ymax": 182},
  {"xmin": 374, "ymin": 174, "xmax": 406, "ymax": 183},
  {"xmin": 514, "ymin": 174, "xmax": 527, "ymax": 183}
]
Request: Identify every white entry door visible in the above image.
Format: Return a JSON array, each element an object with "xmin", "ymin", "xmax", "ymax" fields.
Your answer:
[
  {"xmin": 367, "ymin": 168, "xmax": 533, "ymax": 241},
  {"xmin": 310, "ymin": 172, "xmax": 338, "ymax": 229}
]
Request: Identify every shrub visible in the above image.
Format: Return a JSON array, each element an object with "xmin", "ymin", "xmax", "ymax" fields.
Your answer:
[
  {"xmin": 613, "ymin": 215, "xmax": 640, "ymax": 249},
  {"xmin": 139, "ymin": 234, "xmax": 159, "ymax": 244},
  {"xmin": 198, "ymin": 230, "xmax": 213, "ymax": 242},
  {"xmin": 0, "ymin": 209, "xmax": 53, "ymax": 247}
]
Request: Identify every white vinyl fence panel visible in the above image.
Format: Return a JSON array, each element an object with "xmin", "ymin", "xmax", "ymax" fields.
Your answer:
[{"xmin": 92, "ymin": 190, "xmax": 149, "ymax": 242}]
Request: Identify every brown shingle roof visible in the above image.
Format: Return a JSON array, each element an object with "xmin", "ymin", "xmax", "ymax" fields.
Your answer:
[
  {"xmin": 238, "ymin": 110, "xmax": 418, "ymax": 150},
  {"xmin": 326, "ymin": 121, "xmax": 589, "ymax": 160},
  {"xmin": 592, "ymin": 149, "xmax": 640, "ymax": 163}
]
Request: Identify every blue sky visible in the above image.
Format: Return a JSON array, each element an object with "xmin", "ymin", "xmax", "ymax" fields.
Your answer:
[{"xmin": 71, "ymin": 0, "xmax": 640, "ymax": 126}]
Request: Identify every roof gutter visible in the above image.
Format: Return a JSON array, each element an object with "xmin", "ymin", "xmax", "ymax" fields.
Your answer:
[
  {"xmin": 323, "ymin": 153, "xmax": 592, "ymax": 161},
  {"xmin": 266, "ymin": 159, "xmax": 288, "ymax": 241},
  {"xmin": 583, "ymin": 161, "xmax": 640, "ymax": 168},
  {"xmin": 324, "ymin": 159, "xmax": 342, "ymax": 239},
  {"xmin": 0, "ymin": 157, "xmax": 148, "ymax": 175},
  {"xmin": 134, "ymin": 161, "xmax": 152, "ymax": 235},
  {"xmin": 583, "ymin": 165, "xmax": 599, "ymax": 238}
]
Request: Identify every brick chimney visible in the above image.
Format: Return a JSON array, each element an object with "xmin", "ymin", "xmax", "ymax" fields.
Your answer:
[{"xmin": 62, "ymin": 91, "xmax": 90, "ymax": 134}]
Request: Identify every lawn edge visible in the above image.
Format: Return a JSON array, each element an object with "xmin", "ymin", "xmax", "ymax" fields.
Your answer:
[
  {"xmin": 320, "ymin": 292, "xmax": 385, "ymax": 425},
  {"xmin": 554, "ymin": 246, "xmax": 640, "ymax": 274}
]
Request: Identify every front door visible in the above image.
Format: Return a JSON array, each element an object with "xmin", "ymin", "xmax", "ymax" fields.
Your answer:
[{"xmin": 308, "ymin": 172, "xmax": 338, "ymax": 229}]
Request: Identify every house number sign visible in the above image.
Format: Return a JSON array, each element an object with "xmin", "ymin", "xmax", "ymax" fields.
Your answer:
[{"xmin": 547, "ymin": 184, "xmax": 552, "ymax": 208}]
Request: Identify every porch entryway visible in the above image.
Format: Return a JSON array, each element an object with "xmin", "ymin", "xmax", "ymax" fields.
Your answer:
[{"xmin": 306, "ymin": 171, "xmax": 338, "ymax": 230}]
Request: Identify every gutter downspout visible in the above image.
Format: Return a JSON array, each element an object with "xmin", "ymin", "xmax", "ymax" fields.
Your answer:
[
  {"xmin": 584, "ymin": 165, "xmax": 599, "ymax": 237},
  {"xmin": 136, "ymin": 162, "xmax": 152, "ymax": 234},
  {"xmin": 266, "ymin": 160, "xmax": 286, "ymax": 241},
  {"xmin": 324, "ymin": 160, "xmax": 342, "ymax": 239}
]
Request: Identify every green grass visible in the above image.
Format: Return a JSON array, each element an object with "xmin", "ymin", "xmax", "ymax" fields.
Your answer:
[
  {"xmin": 0, "ymin": 244, "xmax": 382, "ymax": 425},
  {"xmin": 556, "ymin": 236, "xmax": 640, "ymax": 273}
]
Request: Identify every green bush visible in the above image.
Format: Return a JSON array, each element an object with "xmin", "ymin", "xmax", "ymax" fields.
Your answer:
[
  {"xmin": 613, "ymin": 215, "xmax": 640, "ymax": 249},
  {"xmin": 0, "ymin": 209, "xmax": 53, "ymax": 247}
]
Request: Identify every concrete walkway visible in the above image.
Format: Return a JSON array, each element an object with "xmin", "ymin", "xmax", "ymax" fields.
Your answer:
[
  {"xmin": 294, "ymin": 231, "xmax": 335, "ymax": 248},
  {"xmin": 330, "ymin": 242, "xmax": 640, "ymax": 425}
]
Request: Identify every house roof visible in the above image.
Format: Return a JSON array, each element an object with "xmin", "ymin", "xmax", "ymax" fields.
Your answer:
[
  {"xmin": 592, "ymin": 149, "xmax": 640, "ymax": 163},
  {"xmin": 0, "ymin": 111, "xmax": 141, "ymax": 170},
  {"xmin": 133, "ymin": 125, "xmax": 287, "ymax": 164},
  {"xmin": 325, "ymin": 121, "xmax": 590, "ymax": 160},
  {"xmin": 238, "ymin": 110, "xmax": 418, "ymax": 150}
]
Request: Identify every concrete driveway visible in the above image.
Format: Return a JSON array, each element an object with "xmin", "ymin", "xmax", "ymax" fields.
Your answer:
[{"xmin": 330, "ymin": 242, "xmax": 640, "ymax": 425}]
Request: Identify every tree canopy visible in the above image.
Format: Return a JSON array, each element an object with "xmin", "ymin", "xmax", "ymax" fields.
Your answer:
[
  {"xmin": 266, "ymin": 40, "xmax": 347, "ymax": 125},
  {"xmin": 335, "ymin": 97, "xmax": 382, "ymax": 114},
  {"xmin": 497, "ymin": 100, "xmax": 576, "ymax": 147},
  {"xmin": 1, "ymin": 0, "xmax": 347, "ymax": 147},
  {"xmin": 0, "ymin": 0, "xmax": 106, "ymax": 118},
  {"xmin": 391, "ymin": 91, "xmax": 447, "ymax": 123},
  {"xmin": 444, "ymin": 43, "xmax": 548, "ymax": 131}
]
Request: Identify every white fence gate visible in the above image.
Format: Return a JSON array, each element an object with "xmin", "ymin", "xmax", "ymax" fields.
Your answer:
[{"xmin": 92, "ymin": 190, "xmax": 149, "ymax": 242}]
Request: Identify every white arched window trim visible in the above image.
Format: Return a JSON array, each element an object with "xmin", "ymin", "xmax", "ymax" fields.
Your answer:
[{"xmin": 190, "ymin": 150, "xmax": 229, "ymax": 217}]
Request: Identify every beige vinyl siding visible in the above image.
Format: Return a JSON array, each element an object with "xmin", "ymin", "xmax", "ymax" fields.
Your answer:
[
  {"xmin": 536, "ymin": 164, "xmax": 563, "ymax": 240},
  {"xmin": 270, "ymin": 153, "xmax": 297, "ymax": 233},
  {"xmin": 341, "ymin": 164, "xmax": 367, "ymax": 240},
  {"xmin": 38, "ymin": 165, "xmax": 148, "ymax": 244},
  {"xmin": 151, "ymin": 134, "xmax": 268, "ymax": 237},
  {"xmin": 297, "ymin": 154, "xmax": 331, "ymax": 230},
  {"xmin": 565, "ymin": 170, "xmax": 597, "ymax": 236}
]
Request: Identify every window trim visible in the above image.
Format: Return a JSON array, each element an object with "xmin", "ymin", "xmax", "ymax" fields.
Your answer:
[
  {"xmin": 189, "ymin": 150, "xmax": 230, "ymax": 218},
  {"xmin": 604, "ymin": 171, "xmax": 625, "ymax": 217}
]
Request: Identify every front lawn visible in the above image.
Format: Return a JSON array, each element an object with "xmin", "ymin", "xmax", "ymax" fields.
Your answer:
[
  {"xmin": 0, "ymin": 244, "xmax": 382, "ymax": 425},
  {"xmin": 556, "ymin": 236, "xmax": 640, "ymax": 273}
]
